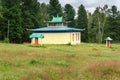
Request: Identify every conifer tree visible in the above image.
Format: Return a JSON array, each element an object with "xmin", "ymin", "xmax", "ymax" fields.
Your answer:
[
  {"xmin": 39, "ymin": 3, "xmax": 49, "ymax": 27},
  {"xmin": 21, "ymin": 0, "xmax": 40, "ymax": 42},
  {"xmin": 48, "ymin": 0, "xmax": 63, "ymax": 18},
  {"xmin": 64, "ymin": 4, "xmax": 75, "ymax": 27},
  {"xmin": 105, "ymin": 5, "xmax": 120, "ymax": 42},
  {"xmin": 0, "ymin": 0, "xmax": 2, "ymax": 39},
  {"xmin": 1, "ymin": 0, "xmax": 22, "ymax": 43},
  {"xmin": 0, "ymin": 0, "xmax": 2, "ymax": 18},
  {"xmin": 76, "ymin": 4, "xmax": 88, "ymax": 42}
]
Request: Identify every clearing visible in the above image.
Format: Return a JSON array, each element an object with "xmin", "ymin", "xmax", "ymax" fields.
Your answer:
[{"xmin": 0, "ymin": 43, "xmax": 120, "ymax": 80}]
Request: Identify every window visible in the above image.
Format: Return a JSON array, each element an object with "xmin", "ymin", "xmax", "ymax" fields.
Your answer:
[
  {"xmin": 76, "ymin": 33, "xmax": 77, "ymax": 41},
  {"xmin": 72, "ymin": 33, "xmax": 74, "ymax": 41},
  {"xmin": 78, "ymin": 33, "xmax": 79, "ymax": 40}
]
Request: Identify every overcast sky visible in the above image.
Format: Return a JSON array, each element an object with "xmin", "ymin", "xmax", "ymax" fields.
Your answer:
[{"xmin": 38, "ymin": 0, "xmax": 120, "ymax": 13}]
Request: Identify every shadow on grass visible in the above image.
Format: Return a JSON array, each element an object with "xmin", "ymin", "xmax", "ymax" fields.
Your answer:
[{"xmin": 27, "ymin": 45, "xmax": 47, "ymax": 48}]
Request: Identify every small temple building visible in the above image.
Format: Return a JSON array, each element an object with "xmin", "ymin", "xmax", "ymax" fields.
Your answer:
[{"xmin": 30, "ymin": 17, "xmax": 83, "ymax": 45}]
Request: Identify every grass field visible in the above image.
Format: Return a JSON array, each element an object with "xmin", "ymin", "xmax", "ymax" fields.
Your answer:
[{"xmin": 0, "ymin": 43, "xmax": 120, "ymax": 80}]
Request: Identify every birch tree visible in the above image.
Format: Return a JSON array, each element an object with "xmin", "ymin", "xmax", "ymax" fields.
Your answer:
[{"xmin": 96, "ymin": 5, "xmax": 108, "ymax": 43}]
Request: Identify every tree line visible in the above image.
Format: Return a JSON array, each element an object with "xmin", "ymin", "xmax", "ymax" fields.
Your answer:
[{"xmin": 0, "ymin": 0, "xmax": 120, "ymax": 43}]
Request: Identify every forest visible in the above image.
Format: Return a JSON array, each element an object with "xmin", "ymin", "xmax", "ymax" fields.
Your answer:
[{"xmin": 0, "ymin": 0, "xmax": 120, "ymax": 43}]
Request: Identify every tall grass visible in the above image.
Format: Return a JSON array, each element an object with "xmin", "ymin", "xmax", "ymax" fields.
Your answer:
[
  {"xmin": 84, "ymin": 60, "xmax": 120, "ymax": 80},
  {"xmin": 0, "ymin": 43, "xmax": 120, "ymax": 80}
]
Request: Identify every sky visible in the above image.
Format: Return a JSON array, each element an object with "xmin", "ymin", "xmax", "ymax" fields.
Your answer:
[{"xmin": 38, "ymin": 0, "xmax": 120, "ymax": 13}]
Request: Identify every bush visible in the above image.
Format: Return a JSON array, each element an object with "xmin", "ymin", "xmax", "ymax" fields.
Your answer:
[
  {"xmin": 3, "ymin": 38, "xmax": 9, "ymax": 43},
  {"xmin": 29, "ymin": 59, "xmax": 38, "ymax": 64}
]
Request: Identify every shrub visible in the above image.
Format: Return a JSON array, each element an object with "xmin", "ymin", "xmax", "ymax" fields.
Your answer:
[
  {"xmin": 3, "ymin": 38, "xmax": 9, "ymax": 43},
  {"xmin": 29, "ymin": 59, "xmax": 38, "ymax": 64}
]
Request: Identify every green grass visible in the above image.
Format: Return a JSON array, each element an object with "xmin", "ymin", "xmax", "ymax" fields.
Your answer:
[{"xmin": 0, "ymin": 43, "xmax": 120, "ymax": 80}]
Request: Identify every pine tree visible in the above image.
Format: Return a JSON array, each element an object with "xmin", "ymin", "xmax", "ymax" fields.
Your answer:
[
  {"xmin": 39, "ymin": 3, "xmax": 49, "ymax": 27},
  {"xmin": 0, "ymin": 0, "xmax": 3, "ymax": 25},
  {"xmin": 1, "ymin": 0, "xmax": 22, "ymax": 43},
  {"xmin": 48, "ymin": 0, "xmax": 63, "ymax": 18},
  {"xmin": 0, "ymin": 0, "xmax": 2, "ymax": 40},
  {"xmin": 64, "ymin": 4, "xmax": 75, "ymax": 27},
  {"xmin": 76, "ymin": 4, "xmax": 88, "ymax": 42},
  {"xmin": 21, "ymin": 0, "xmax": 40, "ymax": 42},
  {"xmin": 105, "ymin": 5, "xmax": 120, "ymax": 42},
  {"xmin": 0, "ymin": 0, "xmax": 2, "ymax": 18}
]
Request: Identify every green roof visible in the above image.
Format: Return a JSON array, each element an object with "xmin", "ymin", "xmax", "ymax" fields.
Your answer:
[
  {"xmin": 51, "ymin": 17, "xmax": 63, "ymax": 22},
  {"xmin": 105, "ymin": 37, "xmax": 113, "ymax": 41},
  {"xmin": 30, "ymin": 33, "xmax": 43, "ymax": 38}
]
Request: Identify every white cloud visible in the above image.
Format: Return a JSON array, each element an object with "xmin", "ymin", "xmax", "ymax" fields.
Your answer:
[
  {"xmin": 38, "ymin": 0, "xmax": 120, "ymax": 13},
  {"xmin": 38, "ymin": 0, "xmax": 49, "ymax": 4}
]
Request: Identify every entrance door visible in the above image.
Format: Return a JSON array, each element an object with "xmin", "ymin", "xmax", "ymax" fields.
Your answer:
[
  {"xmin": 106, "ymin": 41, "xmax": 110, "ymax": 47},
  {"xmin": 35, "ymin": 38, "xmax": 38, "ymax": 45}
]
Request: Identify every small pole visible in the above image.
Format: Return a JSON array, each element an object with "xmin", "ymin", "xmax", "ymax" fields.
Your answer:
[{"xmin": 7, "ymin": 20, "xmax": 10, "ymax": 43}]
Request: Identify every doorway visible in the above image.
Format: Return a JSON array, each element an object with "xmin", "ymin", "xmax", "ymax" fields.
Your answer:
[{"xmin": 35, "ymin": 38, "xmax": 38, "ymax": 45}]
